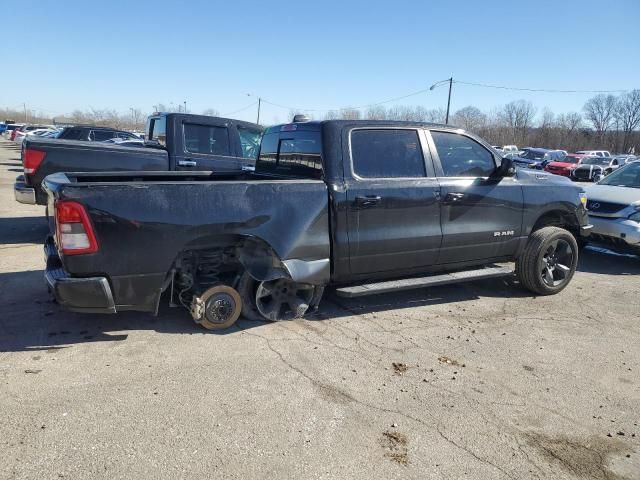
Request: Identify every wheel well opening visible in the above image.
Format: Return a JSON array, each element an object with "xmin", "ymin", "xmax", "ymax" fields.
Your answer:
[{"xmin": 532, "ymin": 211, "xmax": 579, "ymax": 238}]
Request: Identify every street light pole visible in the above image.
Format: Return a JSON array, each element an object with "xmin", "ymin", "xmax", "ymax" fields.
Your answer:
[
  {"xmin": 184, "ymin": 101, "xmax": 187, "ymax": 113},
  {"xmin": 430, "ymin": 77, "xmax": 454, "ymax": 124}
]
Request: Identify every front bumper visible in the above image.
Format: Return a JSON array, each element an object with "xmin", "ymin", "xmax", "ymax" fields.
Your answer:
[
  {"xmin": 44, "ymin": 240, "xmax": 116, "ymax": 314},
  {"xmin": 14, "ymin": 175, "xmax": 36, "ymax": 204},
  {"xmin": 588, "ymin": 215, "xmax": 640, "ymax": 251}
]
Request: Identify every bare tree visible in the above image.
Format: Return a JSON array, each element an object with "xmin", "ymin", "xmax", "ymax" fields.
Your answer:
[
  {"xmin": 365, "ymin": 105, "xmax": 387, "ymax": 120},
  {"xmin": 499, "ymin": 100, "xmax": 537, "ymax": 144},
  {"xmin": 202, "ymin": 108, "xmax": 220, "ymax": 117},
  {"xmin": 583, "ymin": 94, "xmax": 617, "ymax": 139},
  {"xmin": 451, "ymin": 106, "xmax": 487, "ymax": 133},
  {"xmin": 615, "ymin": 90, "xmax": 640, "ymax": 153},
  {"xmin": 339, "ymin": 107, "xmax": 361, "ymax": 120}
]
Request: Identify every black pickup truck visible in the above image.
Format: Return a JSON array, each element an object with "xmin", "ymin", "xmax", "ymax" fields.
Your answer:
[
  {"xmin": 15, "ymin": 113, "xmax": 263, "ymax": 205},
  {"xmin": 43, "ymin": 120, "xmax": 591, "ymax": 329}
]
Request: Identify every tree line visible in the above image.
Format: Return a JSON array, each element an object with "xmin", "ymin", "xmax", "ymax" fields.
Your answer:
[{"xmin": 3, "ymin": 91, "xmax": 639, "ymax": 153}]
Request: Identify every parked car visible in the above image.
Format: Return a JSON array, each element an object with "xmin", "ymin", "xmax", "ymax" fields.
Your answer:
[
  {"xmin": 583, "ymin": 162, "xmax": 640, "ymax": 254},
  {"xmin": 544, "ymin": 153, "xmax": 588, "ymax": 177},
  {"xmin": 2, "ymin": 123, "xmax": 25, "ymax": 139},
  {"xmin": 576, "ymin": 150, "xmax": 611, "ymax": 158},
  {"xmin": 13, "ymin": 125, "xmax": 55, "ymax": 142},
  {"xmin": 14, "ymin": 113, "xmax": 263, "ymax": 205},
  {"xmin": 502, "ymin": 145, "xmax": 519, "ymax": 155},
  {"xmin": 18, "ymin": 128, "xmax": 57, "ymax": 144},
  {"xmin": 511, "ymin": 148, "xmax": 565, "ymax": 169},
  {"xmin": 571, "ymin": 156, "xmax": 624, "ymax": 182},
  {"xmin": 42, "ymin": 119, "xmax": 590, "ymax": 329},
  {"xmin": 55, "ymin": 125, "xmax": 140, "ymax": 142},
  {"xmin": 101, "ymin": 138, "xmax": 145, "ymax": 147}
]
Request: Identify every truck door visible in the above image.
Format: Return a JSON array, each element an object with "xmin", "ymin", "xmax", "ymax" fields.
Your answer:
[
  {"xmin": 175, "ymin": 119, "xmax": 247, "ymax": 173},
  {"xmin": 345, "ymin": 128, "xmax": 442, "ymax": 276},
  {"xmin": 427, "ymin": 130, "xmax": 524, "ymax": 264}
]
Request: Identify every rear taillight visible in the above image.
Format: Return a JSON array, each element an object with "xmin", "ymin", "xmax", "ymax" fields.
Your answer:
[
  {"xmin": 23, "ymin": 148, "xmax": 46, "ymax": 174},
  {"xmin": 55, "ymin": 201, "xmax": 98, "ymax": 255}
]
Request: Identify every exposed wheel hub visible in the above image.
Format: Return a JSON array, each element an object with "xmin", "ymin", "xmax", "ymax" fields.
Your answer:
[{"xmin": 205, "ymin": 293, "xmax": 236, "ymax": 324}]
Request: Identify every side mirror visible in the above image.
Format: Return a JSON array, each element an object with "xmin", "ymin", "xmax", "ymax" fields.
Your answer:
[{"xmin": 492, "ymin": 156, "xmax": 515, "ymax": 178}]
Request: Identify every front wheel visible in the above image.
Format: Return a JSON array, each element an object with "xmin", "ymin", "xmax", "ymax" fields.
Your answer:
[{"xmin": 516, "ymin": 227, "xmax": 578, "ymax": 295}]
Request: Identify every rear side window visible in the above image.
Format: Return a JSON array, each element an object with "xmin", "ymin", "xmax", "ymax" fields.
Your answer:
[
  {"xmin": 351, "ymin": 129, "xmax": 425, "ymax": 178},
  {"xmin": 91, "ymin": 130, "xmax": 116, "ymax": 141},
  {"xmin": 147, "ymin": 116, "xmax": 167, "ymax": 146},
  {"xmin": 256, "ymin": 130, "xmax": 323, "ymax": 179},
  {"xmin": 184, "ymin": 123, "xmax": 230, "ymax": 155},
  {"xmin": 59, "ymin": 128, "xmax": 85, "ymax": 140},
  {"xmin": 237, "ymin": 125, "xmax": 262, "ymax": 159},
  {"xmin": 431, "ymin": 131, "xmax": 496, "ymax": 177}
]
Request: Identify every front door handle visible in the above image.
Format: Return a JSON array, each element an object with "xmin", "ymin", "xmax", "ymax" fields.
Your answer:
[
  {"xmin": 442, "ymin": 192, "xmax": 465, "ymax": 204},
  {"xmin": 355, "ymin": 195, "xmax": 382, "ymax": 208},
  {"xmin": 178, "ymin": 160, "xmax": 197, "ymax": 167}
]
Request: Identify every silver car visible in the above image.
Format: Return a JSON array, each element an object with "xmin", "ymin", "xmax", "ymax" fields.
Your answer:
[{"xmin": 584, "ymin": 162, "xmax": 640, "ymax": 254}]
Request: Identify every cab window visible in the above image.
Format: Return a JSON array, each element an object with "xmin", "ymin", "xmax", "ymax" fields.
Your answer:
[
  {"xmin": 183, "ymin": 123, "xmax": 230, "ymax": 155},
  {"xmin": 431, "ymin": 131, "xmax": 496, "ymax": 177},
  {"xmin": 350, "ymin": 129, "xmax": 425, "ymax": 178}
]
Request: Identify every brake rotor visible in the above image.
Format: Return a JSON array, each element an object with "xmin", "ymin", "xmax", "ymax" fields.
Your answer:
[{"xmin": 196, "ymin": 285, "xmax": 242, "ymax": 330}]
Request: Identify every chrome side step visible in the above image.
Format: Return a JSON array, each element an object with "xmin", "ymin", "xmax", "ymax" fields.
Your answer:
[{"xmin": 335, "ymin": 265, "xmax": 514, "ymax": 298}]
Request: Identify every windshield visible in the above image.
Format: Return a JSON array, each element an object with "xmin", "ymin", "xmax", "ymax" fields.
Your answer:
[
  {"xmin": 598, "ymin": 162, "xmax": 640, "ymax": 188},
  {"xmin": 521, "ymin": 150, "xmax": 545, "ymax": 160},
  {"xmin": 582, "ymin": 157, "xmax": 609, "ymax": 166}
]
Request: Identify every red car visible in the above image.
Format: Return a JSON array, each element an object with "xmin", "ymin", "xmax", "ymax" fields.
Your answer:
[{"xmin": 544, "ymin": 153, "xmax": 587, "ymax": 177}]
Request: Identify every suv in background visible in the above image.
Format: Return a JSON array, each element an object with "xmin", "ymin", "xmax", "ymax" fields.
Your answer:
[
  {"xmin": 511, "ymin": 148, "xmax": 565, "ymax": 169},
  {"xmin": 576, "ymin": 150, "xmax": 611, "ymax": 158},
  {"xmin": 56, "ymin": 125, "xmax": 140, "ymax": 142}
]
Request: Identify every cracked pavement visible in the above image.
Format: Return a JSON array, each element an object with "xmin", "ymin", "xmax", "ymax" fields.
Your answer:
[{"xmin": 0, "ymin": 139, "xmax": 638, "ymax": 479}]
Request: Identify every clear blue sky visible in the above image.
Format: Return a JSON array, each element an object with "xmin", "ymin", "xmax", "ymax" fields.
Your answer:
[{"xmin": 2, "ymin": 0, "xmax": 638, "ymax": 124}]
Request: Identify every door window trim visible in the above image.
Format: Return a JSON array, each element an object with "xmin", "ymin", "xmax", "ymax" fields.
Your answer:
[
  {"xmin": 424, "ymin": 128, "xmax": 500, "ymax": 179},
  {"xmin": 347, "ymin": 127, "xmax": 436, "ymax": 181}
]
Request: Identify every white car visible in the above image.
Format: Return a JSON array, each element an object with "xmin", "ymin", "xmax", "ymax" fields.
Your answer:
[
  {"xmin": 576, "ymin": 150, "xmax": 611, "ymax": 158},
  {"xmin": 17, "ymin": 128, "xmax": 57, "ymax": 144},
  {"xmin": 13, "ymin": 125, "xmax": 55, "ymax": 142}
]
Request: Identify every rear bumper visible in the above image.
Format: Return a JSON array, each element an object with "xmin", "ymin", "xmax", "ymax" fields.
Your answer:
[
  {"xmin": 44, "ymin": 241, "xmax": 116, "ymax": 314},
  {"xmin": 14, "ymin": 175, "xmax": 36, "ymax": 204},
  {"xmin": 589, "ymin": 216, "xmax": 640, "ymax": 247}
]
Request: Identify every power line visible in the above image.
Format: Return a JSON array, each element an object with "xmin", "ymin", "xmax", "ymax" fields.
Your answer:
[
  {"xmin": 454, "ymin": 80, "xmax": 627, "ymax": 94},
  {"xmin": 236, "ymin": 81, "xmax": 629, "ymax": 115},
  {"xmin": 221, "ymin": 101, "xmax": 258, "ymax": 116}
]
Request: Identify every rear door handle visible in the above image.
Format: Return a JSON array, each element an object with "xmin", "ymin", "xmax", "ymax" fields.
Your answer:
[
  {"xmin": 178, "ymin": 160, "xmax": 197, "ymax": 167},
  {"xmin": 355, "ymin": 195, "xmax": 382, "ymax": 208},
  {"xmin": 443, "ymin": 192, "xmax": 465, "ymax": 203}
]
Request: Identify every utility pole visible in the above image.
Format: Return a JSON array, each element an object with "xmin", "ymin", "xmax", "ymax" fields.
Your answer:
[
  {"xmin": 23, "ymin": 103, "xmax": 27, "ymax": 122},
  {"xmin": 429, "ymin": 77, "xmax": 454, "ymax": 125},
  {"xmin": 446, "ymin": 77, "xmax": 453, "ymax": 125},
  {"xmin": 247, "ymin": 94, "xmax": 262, "ymax": 124}
]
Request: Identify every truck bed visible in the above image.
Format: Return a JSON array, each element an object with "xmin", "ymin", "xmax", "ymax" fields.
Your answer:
[
  {"xmin": 23, "ymin": 137, "xmax": 170, "ymax": 203},
  {"xmin": 43, "ymin": 171, "xmax": 330, "ymax": 312}
]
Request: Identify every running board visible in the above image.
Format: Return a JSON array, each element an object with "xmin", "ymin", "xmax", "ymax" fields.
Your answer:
[{"xmin": 335, "ymin": 265, "xmax": 514, "ymax": 298}]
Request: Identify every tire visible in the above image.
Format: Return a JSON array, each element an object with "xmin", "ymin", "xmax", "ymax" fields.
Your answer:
[
  {"xmin": 237, "ymin": 272, "xmax": 265, "ymax": 321},
  {"xmin": 237, "ymin": 271, "xmax": 316, "ymax": 322},
  {"xmin": 516, "ymin": 227, "xmax": 579, "ymax": 296}
]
